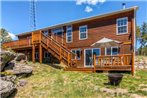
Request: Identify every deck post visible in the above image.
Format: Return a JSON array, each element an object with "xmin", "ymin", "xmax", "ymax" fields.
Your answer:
[
  {"xmin": 131, "ymin": 11, "xmax": 135, "ymax": 76},
  {"xmin": 39, "ymin": 44, "xmax": 42, "ymax": 63},
  {"xmin": 93, "ymin": 54, "xmax": 96, "ymax": 72},
  {"xmin": 39, "ymin": 31, "xmax": 42, "ymax": 43},
  {"xmin": 32, "ymin": 44, "xmax": 35, "ymax": 63},
  {"xmin": 59, "ymin": 47, "xmax": 62, "ymax": 61},
  {"xmin": 68, "ymin": 53, "xmax": 70, "ymax": 67},
  {"xmin": 132, "ymin": 51, "xmax": 135, "ymax": 76}
]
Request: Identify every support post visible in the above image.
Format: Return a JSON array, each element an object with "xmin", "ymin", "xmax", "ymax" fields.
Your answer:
[
  {"xmin": 93, "ymin": 54, "xmax": 96, "ymax": 72},
  {"xmin": 132, "ymin": 51, "xmax": 135, "ymax": 76},
  {"xmin": 32, "ymin": 44, "xmax": 35, "ymax": 63},
  {"xmin": 59, "ymin": 47, "xmax": 62, "ymax": 61},
  {"xmin": 68, "ymin": 53, "xmax": 70, "ymax": 67},
  {"xmin": 40, "ymin": 31, "xmax": 42, "ymax": 43},
  {"xmin": 39, "ymin": 44, "xmax": 42, "ymax": 63}
]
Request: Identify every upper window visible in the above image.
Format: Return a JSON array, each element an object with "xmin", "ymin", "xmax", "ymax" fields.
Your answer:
[
  {"xmin": 105, "ymin": 47, "xmax": 120, "ymax": 56},
  {"xmin": 66, "ymin": 25, "xmax": 72, "ymax": 43},
  {"xmin": 51, "ymin": 27, "xmax": 64, "ymax": 35},
  {"xmin": 116, "ymin": 17, "xmax": 128, "ymax": 35},
  {"xmin": 43, "ymin": 30, "xmax": 48, "ymax": 36},
  {"xmin": 79, "ymin": 25, "xmax": 88, "ymax": 40},
  {"xmin": 71, "ymin": 49, "xmax": 81, "ymax": 60}
]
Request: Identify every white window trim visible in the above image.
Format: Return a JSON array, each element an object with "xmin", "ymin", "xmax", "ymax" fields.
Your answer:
[
  {"xmin": 66, "ymin": 25, "xmax": 73, "ymax": 43},
  {"xmin": 71, "ymin": 49, "xmax": 81, "ymax": 60},
  {"xmin": 84, "ymin": 48, "xmax": 101, "ymax": 67},
  {"xmin": 105, "ymin": 46, "xmax": 119, "ymax": 56},
  {"xmin": 116, "ymin": 17, "xmax": 128, "ymax": 35},
  {"xmin": 79, "ymin": 25, "xmax": 88, "ymax": 40}
]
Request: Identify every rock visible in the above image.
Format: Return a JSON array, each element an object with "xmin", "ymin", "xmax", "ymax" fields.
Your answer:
[
  {"xmin": 15, "ymin": 53, "xmax": 26, "ymax": 61},
  {"xmin": 4, "ymin": 61, "xmax": 15, "ymax": 70},
  {"xmin": 100, "ymin": 87, "xmax": 128, "ymax": 97},
  {"xmin": 0, "ymin": 79, "xmax": 16, "ymax": 98},
  {"xmin": 13, "ymin": 63, "xmax": 33, "ymax": 76},
  {"xmin": 0, "ymin": 50, "xmax": 16, "ymax": 71},
  {"xmin": 17, "ymin": 79, "xmax": 27, "ymax": 87},
  {"xmin": 1, "ymin": 75, "xmax": 16, "ymax": 83}
]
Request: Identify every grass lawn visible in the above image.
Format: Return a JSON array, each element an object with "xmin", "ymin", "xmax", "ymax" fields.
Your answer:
[{"xmin": 12, "ymin": 62, "xmax": 147, "ymax": 98}]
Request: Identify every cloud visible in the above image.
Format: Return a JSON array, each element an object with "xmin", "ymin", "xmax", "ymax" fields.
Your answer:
[
  {"xmin": 76, "ymin": 0, "xmax": 106, "ymax": 13},
  {"xmin": 85, "ymin": 6, "xmax": 93, "ymax": 13},
  {"xmin": 8, "ymin": 32, "xmax": 18, "ymax": 40},
  {"xmin": 76, "ymin": 0, "xmax": 106, "ymax": 5}
]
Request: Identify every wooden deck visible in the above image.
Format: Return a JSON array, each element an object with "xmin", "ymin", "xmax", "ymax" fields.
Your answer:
[
  {"xmin": 2, "ymin": 31, "xmax": 134, "ymax": 75},
  {"xmin": 2, "ymin": 38, "xmax": 32, "ymax": 49}
]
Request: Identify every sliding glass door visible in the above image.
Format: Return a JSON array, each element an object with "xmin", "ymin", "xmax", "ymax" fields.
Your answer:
[{"xmin": 84, "ymin": 48, "xmax": 100, "ymax": 67}]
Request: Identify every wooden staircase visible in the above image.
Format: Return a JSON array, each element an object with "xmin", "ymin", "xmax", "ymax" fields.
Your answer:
[{"xmin": 32, "ymin": 31, "xmax": 77, "ymax": 68}]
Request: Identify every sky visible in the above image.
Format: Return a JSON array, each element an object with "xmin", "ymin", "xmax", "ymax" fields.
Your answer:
[{"xmin": 1, "ymin": 0, "xmax": 147, "ymax": 40}]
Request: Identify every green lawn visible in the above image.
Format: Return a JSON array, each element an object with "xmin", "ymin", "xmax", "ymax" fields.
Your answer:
[{"xmin": 12, "ymin": 62, "xmax": 147, "ymax": 98}]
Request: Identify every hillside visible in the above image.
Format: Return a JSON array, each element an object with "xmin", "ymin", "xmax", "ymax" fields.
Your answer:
[{"xmin": 9, "ymin": 62, "xmax": 147, "ymax": 98}]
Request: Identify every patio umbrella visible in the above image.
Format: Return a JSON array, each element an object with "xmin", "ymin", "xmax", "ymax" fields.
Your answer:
[{"xmin": 91, "ymin": 37, "xmax": 121, "ymax": 48}]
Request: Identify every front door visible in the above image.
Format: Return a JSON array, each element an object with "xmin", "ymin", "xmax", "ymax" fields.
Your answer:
[{"xmin": 84, "ymin": 48, "xmax": 100, "ymax": 67}]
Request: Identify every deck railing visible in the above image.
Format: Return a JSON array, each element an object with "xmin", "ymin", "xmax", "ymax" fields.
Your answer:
[
  {"xmin": 2, "ymin": 38, "xmax": 32, "ymax": 49},
  {"xmin": 93, "ymin": 54, "xmax": 132, "ymax": 72},
  {"xmin": 41, "ymin": 33, "xmax": 77, "ymax": 67},
  {"xmin": 51, "ymin": 34, "xmax": 66, "ymax": 46}
]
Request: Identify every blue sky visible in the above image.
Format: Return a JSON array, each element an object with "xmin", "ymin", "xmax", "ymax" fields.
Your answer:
[{"xmin": 1, "ymin": 0, "xmax": 147, "ymax": 39}]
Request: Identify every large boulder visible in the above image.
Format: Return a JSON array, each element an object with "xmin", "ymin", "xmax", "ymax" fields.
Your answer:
[
  {"xmin": 15, "ymin": 53, "xmax": 26, "ymax": 61},
  {"xmin": 13, "ymin": 63, "xmax": 33, "ymax": 76},
  {"xmin": 0, "ymin": 50, "xmax": 16, "ymax": 71},
  {"xmin": 0, "ymin": 79, "xmax": 16, "ymax": 98},
  {"xmin": 1, "ymin": 75, "xmax": 16, "ymax": 83}
]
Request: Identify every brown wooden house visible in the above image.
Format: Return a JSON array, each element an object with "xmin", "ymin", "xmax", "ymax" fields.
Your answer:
[{"xmin": 2, "ymin": 6, "xmax": 138, "ymax": 74}]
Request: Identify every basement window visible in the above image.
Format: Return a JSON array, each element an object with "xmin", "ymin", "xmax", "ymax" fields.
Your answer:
[
  {"xmin": 35, "ymin": 52, "xmax": 39, "ymax": 59},
  {"xmin": 116, "ymin": 17, "xmax": 128, "ymax": 35},
  {"xmin": 71, "ymin": 49, "xmax": 81, "ymax": 60},
  {"xmin": 44, "ymin": 51, "xmax": 50, "ymax": 58},
  {"xmin": 79, "ymin": 25, "xmax": 88, "ymax": 40}
]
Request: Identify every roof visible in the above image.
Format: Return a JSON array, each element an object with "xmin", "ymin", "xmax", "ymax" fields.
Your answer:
[{"xmin": 16, "ymin": 6, "xmax": 138, "ymax": 37}]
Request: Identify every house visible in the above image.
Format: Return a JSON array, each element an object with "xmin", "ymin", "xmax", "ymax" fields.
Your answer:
[{"xmin": 2, "ymin": 6, "xmax": 138, "ymax": 74}]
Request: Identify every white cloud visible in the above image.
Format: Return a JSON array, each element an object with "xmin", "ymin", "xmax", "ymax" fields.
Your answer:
[
  {"xmin": 8, "ymin": 32, "xmax": 18, "ymax": 40},
  {"xmin": 85, "ymin": 6, "xmax": 93, "ymax": 13},
  {"xmin": 76, "ymin": 0, "xmax": 106, "ymax": 5}
]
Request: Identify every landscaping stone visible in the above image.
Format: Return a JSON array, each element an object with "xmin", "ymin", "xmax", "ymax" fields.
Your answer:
[
  {"xmin": 17, "ymin": 79, "xmax": 27, "ymax": 87},
  {"xmin": 0, "ymin": 50, "xmax": 16, "ymax": 71},
  {"xmin": 1, "ymin": 75, "xmax": 16, "ymax": 83},
  {"xmin": 15, "ymin": 53, "xmax": 26, "ymax": 61},
  {"xmin": 0, "ymin": 79, "xmax": 16, "ymax": 98},
  {"xmin": 99, "ymin": 87, "xmax": 128, "ymax": 97},
  {"xmin": 13, "ymin": 63, "xmax": 33, "ymax": 76}
]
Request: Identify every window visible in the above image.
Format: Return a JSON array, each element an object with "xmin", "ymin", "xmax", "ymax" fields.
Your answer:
[
  {"xmin": 51, "ymin": 27, "xmax": 64, "ymax": 36},
  {"xmin": 105, "ymin": 47, "xmax": 119, "ymax": 55},
  {"xmin": 66, "ymin": 25, "xmax": 72, "ymax": 43},
  {"xmin": 44, "ymin": 51, "xmax": 50, "ymax": 58},
  {"xmin": 117, "ymin": 17, "xmax": 128, "ymax": 34},
  {"xmin": 43, "ymin": 30, "xmax": 48, "ymax": 36},
  {"xmin": 35, "ymin": 52, "xmax": 39, "ymax": 59},
  {"xmin": 71, "ymin": 49, "xmax": 81, "ymax": 60},
  {"xmin": 79, "ymin": 25, "xmax": 88, "ymax": 40}
]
